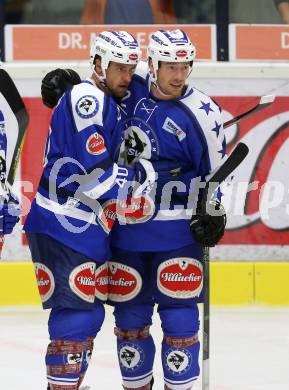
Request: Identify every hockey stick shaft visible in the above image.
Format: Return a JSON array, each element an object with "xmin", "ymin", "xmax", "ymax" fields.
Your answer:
[
  {"xmin": 223, "ymin": 95, "xmax": 275, "ymax": 129},
  {"xmin": 202, "ymin": 142, "xmax": 249, "ymax": 390},
  {"xmin": 0, "ymin": 68, "xmax": 29, "ymax": 256}
]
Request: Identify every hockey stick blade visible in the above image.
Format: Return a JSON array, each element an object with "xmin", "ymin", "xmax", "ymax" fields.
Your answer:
[
  {"xmin": 0, "ymin": 68, "xmax": 29, "ymax": 187},
  {"xmin": 223, "ymin": 95, "xmax": 275, "ymax": 129}
]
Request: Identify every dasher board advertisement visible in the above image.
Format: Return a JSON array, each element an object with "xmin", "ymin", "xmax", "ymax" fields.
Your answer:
[
  {"xmin": 229, "ymin": 24, "xmax": 289, "ymax": 61},
  {"xmin": 4, "ymin": 24, "xmax": 216, "ymax": 61}
]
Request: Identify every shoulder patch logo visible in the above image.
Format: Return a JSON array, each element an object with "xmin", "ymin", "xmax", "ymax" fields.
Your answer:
[
  {"xmin": 162, "ymin": 117, "xmax": 186, "ymax": 141},
  {"xmin": 76, "ymin": 95, "xmax": 99, "ymax": 119}
]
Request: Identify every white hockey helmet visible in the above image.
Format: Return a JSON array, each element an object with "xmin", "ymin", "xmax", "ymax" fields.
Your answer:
[
  {"xmin": 90, "ymin": 30, "xmax": 141, "ymax": 81},
  {"xmin": 147, "ymin": 29, "xmax": 196, "ymax": 81}
]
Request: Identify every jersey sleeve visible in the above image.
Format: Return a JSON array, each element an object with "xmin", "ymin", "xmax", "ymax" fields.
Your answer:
[
  {"xmin": 183, "ymin": 94, "xmax": 226, "ymax": 178},
  {"xmin": 182, "ymin": 93, "xmax": 227, "ymax": 203}
]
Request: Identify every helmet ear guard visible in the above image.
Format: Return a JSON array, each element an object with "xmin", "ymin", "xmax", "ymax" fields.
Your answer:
[
  {"xmin": 147, "ymin": 29, "xmax": 196, "ymax": 83},
  {"xmin": 90, "ymin": 30, "xmax": 141, "ymax": 82}
]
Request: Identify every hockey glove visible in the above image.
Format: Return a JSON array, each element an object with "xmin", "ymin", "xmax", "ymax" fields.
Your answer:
[
  {"xmin": 0, "ymin": 192, "xmax": 21, "ymax": 234},
  {"xmin": 190, "ymin": 201, "xmax": 226, "ymax": 247},
  {"xmin": 41, "ymin": 68, "xmax": 81, "ymax": 108}
]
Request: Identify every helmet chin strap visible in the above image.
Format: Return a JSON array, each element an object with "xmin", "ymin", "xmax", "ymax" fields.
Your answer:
[
  {"xmin": 149, "ymin": 72, "xmax": 172, "ymax": 98},
  {"xmin": 92, "ymin": 68, "xmax": 106, "ymax": 85}
]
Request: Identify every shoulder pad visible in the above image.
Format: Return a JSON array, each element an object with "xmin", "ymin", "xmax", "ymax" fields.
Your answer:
[{"xmin": 70, "ymin": 82, "xmax": 106, "ymax": 131}]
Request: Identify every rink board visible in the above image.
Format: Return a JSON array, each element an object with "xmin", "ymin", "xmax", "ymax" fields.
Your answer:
[{"xmin": 1, "ymin": 261, "xmax": 289, "ymax": 306}]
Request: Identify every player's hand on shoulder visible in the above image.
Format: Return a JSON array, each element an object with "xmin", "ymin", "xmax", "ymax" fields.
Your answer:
[
  {"xmin": 190, "ymin": 200, "xmax": 226, "ymax": 247},
  {"xmin": 0, "ymin": 192, "xmax": 21, "ymax": 235},
  {"xmin": 41, "ymin": 68, "xmax": 81, "ymax": 108}
]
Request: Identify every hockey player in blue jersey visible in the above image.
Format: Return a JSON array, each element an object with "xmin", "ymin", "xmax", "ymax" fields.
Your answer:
[
  {"xmin": 24, "ymin": 30, "xmax": 157, "ymax": 390},
  {"xmin": 40, "ymin": 29, "xmax": 227, "ymax": 390},
  {"xmin": 109, "ymin": 30, "xmax": 227, "ymax": 390}
]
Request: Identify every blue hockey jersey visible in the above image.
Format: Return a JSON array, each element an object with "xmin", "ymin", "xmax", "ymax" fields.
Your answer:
[
  {"xmin": 24, "ymin": 79, "xmax": 132, "ymax": 261},
  {"xmin": 111, "ymin": 67, "xmax": 226, "ymax": 251}
]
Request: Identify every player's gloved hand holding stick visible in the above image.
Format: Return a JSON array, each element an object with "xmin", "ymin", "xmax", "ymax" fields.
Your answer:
[
  {"xmin": 0, "ymin": 192, "xmax": 21, "ymax": 235},
  {"xmin": 0, "ymin": 68, "xmax": 28, "ymax": 255},
  {"xmin": 190, "ymin": 199, "xmax": 227, "ymax": 247}
]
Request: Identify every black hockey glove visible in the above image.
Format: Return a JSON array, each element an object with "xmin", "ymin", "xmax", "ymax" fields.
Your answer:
[
  {"xmin": 41, "ymin": 68, "xmax": 81, "ymax": 108},
  {"xmin": 190, "ymin": 201, "xmax": 227, "ymax": 247}
]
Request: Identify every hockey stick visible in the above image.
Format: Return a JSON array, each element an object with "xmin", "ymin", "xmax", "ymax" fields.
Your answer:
[
  {"xmin": 0, "ymin": 68, "xmax": 29, "ymax": 255},
  {"xmin": 223, "ymin": 95, "xmax": 275, "ymax": 129},
  {"xmin": 202, "ymin": 142, "xmax": 249, "ymax": 390}
]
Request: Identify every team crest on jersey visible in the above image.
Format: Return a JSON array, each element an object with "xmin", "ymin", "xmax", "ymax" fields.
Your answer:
[
  {"xmin": 165, "ymin": 348, "xmax": 192, "ymax": 375},
  {"xmin": 86, "ymin": 132, "xmax": 106, "ymax": 155},
  {"xmin": 34, "ymin": 262, "xmax": 55, "ymax": 303},
  {"xmin": 107, "ymin": 262, "xmax": 142, "ymax": 302},
  {"xmin": 76, "ymin": 95, "xmax": 99, "ymax": 119},
  {"xmin": 95, "ymin": 263, "xmax": 108, "ymax": 301},
  {"xmin": 118, "ymin": 120, "xmax": 159, "ymax": 166},
  {"xmin": 162, "ymin": 117, "xmax": 186, "ymax": 141},
  {"xmin": 69, "ymin": 262, "xmax": 96, "ymax": 303},
  {"xmin": 157, "ymin": 257, "xmax": 203, "ymax": 299},
  {"xmin": 119, "ymin": 342, "xmax": 144, "ymax": 371}
]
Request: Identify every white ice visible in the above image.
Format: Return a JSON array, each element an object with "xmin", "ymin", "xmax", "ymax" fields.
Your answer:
[{"xmin": 1, "ymin": 305, "xmax": 289, "ymax": 390}]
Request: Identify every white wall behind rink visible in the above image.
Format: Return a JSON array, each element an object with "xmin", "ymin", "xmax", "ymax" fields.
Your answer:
[{"xmin": 1, "ymin": 61, "xmax": 289, "ymax": 262}]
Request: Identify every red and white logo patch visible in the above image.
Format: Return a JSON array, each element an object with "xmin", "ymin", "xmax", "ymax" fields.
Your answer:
[
  {"xmin": 95, "ymin": 263, "xmax": 109, "ymax": 301},
  {"xmin": 69, "ymin": 262, "xmax": 96, "ymax": 303},
  {"xmin": 98, "ymin": 199, "xmax": 117, "ymax": 234},
  {"xmin": 176, "ymin": 50, "xmax": 188, "ymax": 57},
  {"xmin": 116, "ymin": 196, "xmax": 154, "ymax": 224},
  {"xmin": 129, "ymin": 53, "xmax": 138, "ymax": 61},
  {"xmin": 157, "ymin": 257, "xmax": 203, "ymax": 299},
  {"xmin": 86, "ymin": 132, "xmax": 106, "ymax": 155},
  {"xmin": 34, "ymin": 262, "xmax": 55, "ymax": 303},
  {"xmin": 107, "ymin": 262, "xmax": 142, "ymax": 302}
]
